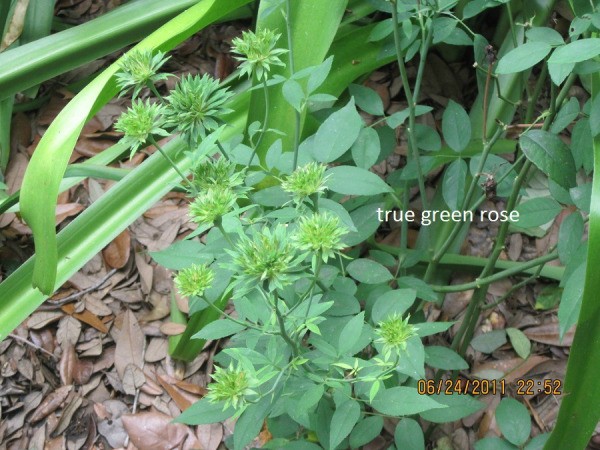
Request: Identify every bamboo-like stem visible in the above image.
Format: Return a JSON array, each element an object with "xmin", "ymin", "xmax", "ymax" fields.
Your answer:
[
  {"xmin": 390, "ymin": 0, "xmax": 429, "ymax": 211},
  {"xmin": 248, "ymin": 77, "xmax": 270, "ymax": 165}
]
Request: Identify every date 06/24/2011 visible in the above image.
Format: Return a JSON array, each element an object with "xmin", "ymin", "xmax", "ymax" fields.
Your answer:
[{"xmin": 417, "ymin": 378, "xmax": 562, "ymax": 396}]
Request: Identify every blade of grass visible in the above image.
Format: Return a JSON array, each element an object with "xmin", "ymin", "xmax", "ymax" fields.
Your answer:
[
  {"xmin": 544, "ymin": 71, "xmax": 600, "ymax": 450},
  {"xmin": 19, "ymin": 0, "xmax": 252, "ymax": 295},
  {"xmin": 0, "ymin": 0, "xmax": 201, "ymax": 99}
]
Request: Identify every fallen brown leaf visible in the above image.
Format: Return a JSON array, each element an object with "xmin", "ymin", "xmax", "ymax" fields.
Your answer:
[
  {"xmin": 103, "ymin": 229, "xmax": 131, "ymax": 269},
  {"xmin": 114, "ymin": 310, "xmax": 145, "ymax": 379},
  {"xmin": 61, "ymin": 302, "xmax": 108, "ymax": 333},
  {"xmin": 122, "ymin": 412, "xmax": 188, "ymax": 450},
  {"xmin": 30, "ymin": 385, "xmax": 72, "ymax": 423}
]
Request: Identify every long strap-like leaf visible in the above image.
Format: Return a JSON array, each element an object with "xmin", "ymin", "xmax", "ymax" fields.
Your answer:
[
  {"xmin": 544, "ymin": 73, "xmax": 600, "ymax": 449},
  {"xmin": 19, "ymin": 0, "xmax": 252, "ymax": 295}
]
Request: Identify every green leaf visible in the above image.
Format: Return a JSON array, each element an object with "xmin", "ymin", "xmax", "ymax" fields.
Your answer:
[
  {"xmin": 174, "ymin": 398, "xmax": 234, "ymax": 425},
  {"xmin": 548, "ymin": 62, "xmax": 575, "ymax": 86},
  {"xmin": 535, "ymin": 285, "xmax": 562, "ymax": 310},
  {"xmin": 524, "ymin": 434, "xmax": 550, "ymax": 450},
  {"xmin": 396, "ymin": 337, "xmax": 426, "ymax": 379},
  {"xmin": 496, "ymin": 398, "xmax": 531, "ymax": 446},
  {"xmin": 470, "ymin": 330, "xmax": 507, "ymax": 353},
  {"xmin": 414, "ymin": 124, "xmax": 441, "ymax": 152},
  {"xmin": 415, "ymin": 322, "xmax": 453, "ymax": 337},
  {"xmin": 371, "ymin": 387, "xmax": 446, "ymax": 416},
  {"xmin": 394, "ymin": 418, "xmax": 425, "ymax": 450},
  {"xmin": 371, "ymin": 289, "xmax": 416, "ymax": 323},
  {"xmin": 325, "ymin": 166, "xmax": 393, "ymax": 195},
  {"xmin": 351, "ymin": 126, "xmax": 381, "ymax": 169},
  {"xmin": 349, "ymin": 416, "xmax": 383, "ymax": 448},
  {"xmin": 442, "ymin": 159, "xmax": 467, "ymax": 210},
  {"xmin": 432, "ymin": 17, "xmax": 458, "ymax": 44},
  {"xmin": 419, "ymin": 393, "xmax": 484, "ymax": 423},
  {"xmin": 283, "ymin": 78, "xmax": 305, "ymax": 112},
  {"xmin": 506, "ymin": 328, "xmax": 531, "ymax": 359},
  {"xmin": 347, "ymin": 258, "xmax": 393, "ymax": 284},
  {"xmin": 514, "ymin": 197, "xmax": 562, "ymax": 228},
  {"xmin": 558, "ymin": 263, "xmax": 586, "ymax": 339},
  {"xmin": 469, "ymin": 153, "xmax": 515, "ymax": 197},
  {"xmin": 386, "ymin": 105, "xmax": 432, "ymax": 128},
  {"xmin": 307, "ymin": 56, "xmax": 334, "ymax": 94},
  {"xmin": 397, "ymin": 276, "xmax": 439, "ymax": 302},
  {"xmin": 442, "ymin": 100, "xmax": 471, "ymax": 152},
  {"xmin": 344, "ymin": 202, "xmax": 385, "ymax": 246},
  {"xmin": 311, "ymin": 98, "xmax": 363, "ymax": 163},
  {"xmin": 550, "ymin": 97, "xmax": 580, "ymax": 134},
  {"xmin": 548, "ymin": 39, "xmax": 600, "ymax": 64},
  {"xmin": 150, "ymin": 240, "xmax": 213, "ymax": 269},
  {"xmin": 496, "ymin": 41, "xmax": 552, "ymax": 74},
  {"xmin": 192, "ymin": 319, "xmax": 247, "ymax": 340},
  {"xmin": 526, "ymin": 27, "xmax": 564, "ymax": 46},
  {"xmin": 571, "ymin": 118, "xmax": 594, "ymax": 173},
  {"xmin": 558, "ymin": 212, "xmax": 584, "ymax": 265},
  {"xmin": 519, "ymin": 130, "xmax": 576, "ymax": 189},
  {"xmin": 425, "ymin": 345, "xmax": 469, "ymax": 370},
  {"xmin": 234, "ymin": 397, "xmax": 271, "ymax": 450},
  {"xmin": 338, "ymin": 312, "xmax": 365, "ymax": 354},
  {"xmin": 475, "ymin": 437, "xmax": 518, "ymax": 450},
  {"xmin": 329, "ymin": 399, "xmax": 360, "ymax": 449},
  {"xmin": 590, "ymin": 91, "xmax": 600, "ymax": 138},
  {"xmin": 570, "ymin": 182, "xmax": 592, "ymax": 213},
  {"xmin": 349, "ymin": 84, "xmax": 384, "ymax": 116}
]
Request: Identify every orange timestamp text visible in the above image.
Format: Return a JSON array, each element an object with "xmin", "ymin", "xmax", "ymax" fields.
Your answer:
[{"xmin": 417, "ymin": 378, "xmax": 562, "ymax": 396}]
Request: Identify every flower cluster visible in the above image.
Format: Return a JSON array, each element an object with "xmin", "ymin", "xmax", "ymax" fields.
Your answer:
[
  {"xmin": 281, "ymin": 162, "xmax": 328, "ymax": 204},
  {"xmin": 174, "ymin": 263, "xmax": 214, "ymax": 298},
  {"xmin": 164, "ymin": 74, "xmax": 233, "ymax": 146},
  {"xmin": 231, "ymin": 28, "xmax": 287, "ymax": 80},
  {"xmin": 206, "ymin": 363, "xmax": 258, "ymax": 410},
  {"xmin": 188, "ymin": 188, "xmax": 238, "ymax": 228},
  {"xmin": 192, "ymin": 157, "xmax": 247, "ymax": 192},
  {"xmin": 116, "ymin": 49, "xmax": 170, "ymax": 99},
  {"xmin": 114, "ymin": 99, "xmax": 168, "ymax": 157},
  {"xmin": 226, "ymin": 224, "xmax": 301, "ymax": 292},
  {"xmin": 293, "ymin": 212, "xmax": 347, "ymax": 263},
  {"xmin": 375, "ymin": 314, "xmax": 418, "ymax": 360}
]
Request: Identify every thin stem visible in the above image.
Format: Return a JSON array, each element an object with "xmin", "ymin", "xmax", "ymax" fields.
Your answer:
[
  {"xmin": 215, "ymin": 139, "xmax": 230, "ymax": 161},
  {"xmin": 282, "ymin": 0, "xmax": 304, "ymax": 169},
  {"xmin": 525, "ymin": 62, "xmax": 548, "ymax": 123},
  {"xmin": 430, "ymin": 251, "xmax": 559, "ymax": 293},
  {"xmin": 248, "ymin": 77, "xmax": 271, "ymax": 166},
  {"xmin": 390, "ymin": 0, "xmax": 429, "ymax": 211},
  {"xmin": 274, "ymin": 292, "xmax": 299, "ymax": 357},
  {"xmin": 148, "ymin": 136, "xmax": 196, "ymax": 194},
  {"xmin": 216, "ymin": 221, "xmax": 236, "ymax": 247},
  {"xmin": 146, "ymin": 81, "xmax": 164, "ymax": 102}
]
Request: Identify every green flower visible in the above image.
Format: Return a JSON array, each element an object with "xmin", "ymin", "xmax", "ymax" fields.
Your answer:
[
  {"xmin": 174, "ymin": 263, "xmax": 214, "ymax": 298},
  {"xmin": 114, "ymin": 99, "xmax": 168, "ymax": 157},
  {"xmin": 226, "ymin": 224, "xmax": 301, "ymax": 292},
  {"xmin": 292, "ymin": 212, "xmax": 347, "ymax": 263},
  {"xmin": 375, "ymin": 314, "xmax": 418, "ymax": 360},
  {"xmin": 206, "ymin": 363, "xmax": 258, "ymax": 410},
  {"xmin": 188, "ymin": 188, "xmax": 238, "ymax": 228},
  {"xmin": 231, "ymin": 28, "xmax": 288, "ymax": 80},
  {"xmin": 116, "ymin": 49, "xmax": 170, "ymax": 98},
  {"xmin": 164, "ymin": 74, "xmax": 233, "ymax": 146},
  {"xmin": 281, "ymin": 162, "xmax": 328, "ymax": 203},
  {"xmin": 193, "ymin": 158, "xmax": 247, "ymax": 192}
]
